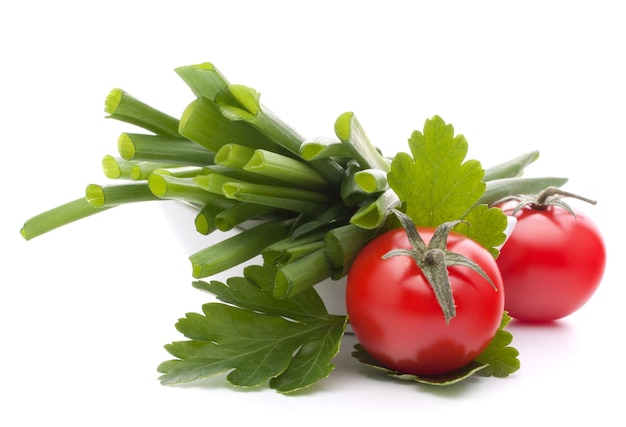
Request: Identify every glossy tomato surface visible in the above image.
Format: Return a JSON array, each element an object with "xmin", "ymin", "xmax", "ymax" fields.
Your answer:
[
  {"xmin": 496, "ymin": 203, "xmax": 606, "ymax": 322},
  {"xmin": 346, "ymin": 227, "xmax": 504, "ymax": 376}
]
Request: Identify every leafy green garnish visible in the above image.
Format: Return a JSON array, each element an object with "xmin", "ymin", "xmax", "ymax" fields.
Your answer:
[
  {"xmin": 157, "ymin": 276, "xmax": 347, "ymax": 393},
  {"xmin": 351, "ymin": 312, "xmax": 519, "ymax": 386},
  {"xmin": 474, "ymin": 312, "xmax": 521, "ymax": 377},
  {"xmin": 387, "ymin": 115, "xmax": 508, "ymax": 256}
]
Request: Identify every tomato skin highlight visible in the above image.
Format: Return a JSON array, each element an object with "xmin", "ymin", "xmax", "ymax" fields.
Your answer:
[
  {"xmin": 496, "ymin": 203, "xmax": 606, "ymax": 322},
  {"xmin": 346, "ymin": 227, "xmax": 504, "ymax": 376}
]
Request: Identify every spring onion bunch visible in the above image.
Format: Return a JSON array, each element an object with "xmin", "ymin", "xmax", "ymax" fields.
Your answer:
[{"xmin": 21, "ymin": 62, "xmax": 566, "ymax": 301}]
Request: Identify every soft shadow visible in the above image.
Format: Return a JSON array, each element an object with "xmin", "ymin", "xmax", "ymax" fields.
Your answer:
[
  {"xmin": 505, "ymin": 318, "xmax": 578, "ymax": 374},
  {"xmin": 165, "ymin": 374, "xmax": 268, "ymax": 394}
]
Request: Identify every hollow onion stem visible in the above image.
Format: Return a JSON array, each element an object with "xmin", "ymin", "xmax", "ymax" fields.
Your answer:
[
  {"xmin": 175, "ymin": 62, "xmax": 230, "ymax": 100},
  {"xmin": 334, "ymin": 112, "xmax": 390, "ymax": 172},
  {"xmin": 194, "ymin": 173, "xmax": 245, "ymax": 196},
  {"xmin": 85, "ymin": 182, "xmax": 158, "ymax": 207},
  {"xmin": 214, "ymin": 203, "xmax": 279, "ymax": 231},
  {"xmin": 350, "ymin": 188, "xmax": 401, "ymax": 229},
  {"xmin": 178, "ymin": 97, "xmax": 283, "ymax": 154},
  {"xmin": 152, "ymin": 166, "xmax": 207, "ymax": 178},
  {"xmin": 117, "ymin": 133, "xmax": 215, "ymax": 165},
  {"xmin": 300, "ymin": 136, "xmax": 350, "ymax": 161},
  {"xmin": 194, "ymin": 204, "xmax": 227, "ymax": 235},
  {"xmin": 479, "ymin": 176, "xmax": 569, "ymax": 206},
  {"xmin": 148, "ymin": 173, "xmax": 236, "ymax": 207},
  {"xmin": 244, "ymin": 149, "xmax": 329, "ymax": 189},
  {"xmin": 483, "ymin": 150, "xmax": 540, "ymax": 182},
  {"xmin": 104, "ymin": 88, "xmax": 180, "ymax": 137},
  {"xmin": 324, "ymin": 223, "xmax": 378, "ymax": 277},
  {"xmin": 222, "ymin": 181, "xmax": 332, "ymax": 204},
  {"xmin": 354, "ymin": 168, "xmax": 388, "ymax": 194},
  {"xmin": 101, "ymin": 155, "xmax": 139, "ymax": 179},
  {"xmin": 290, "ymin": 202, "xmax": 349, "ymax": 240},
  {"xmin": 273, "ymin": 241, "xmax": 325, "ymax": 266},
  {"xmin": 273, "ymin": 248, "xmax": 332, "ymax": 299},
  {"xmin": 21, "ymin": 198, "xmax": 113, "ymax": 240},
  {"xmin": 189, "ymin": 219, "xmax": 293, "ymax": 278},
  {"xmin": 131, "ymin": 162, "xmax": 182, "ymax": 180},
  {"xmin": 214, "ymin": 84, "xmax": 345, "ymax": 183},
  {"xmin": 262, "ymin": 231, "xmax": 329, "ymax": 266},
  {"xmin": 222, "ymin": 182, "xmax": 332, "ymax": 214},
  {"xmin": 214, "ymin": 143, "xmax": 256, "ymax": 169}
]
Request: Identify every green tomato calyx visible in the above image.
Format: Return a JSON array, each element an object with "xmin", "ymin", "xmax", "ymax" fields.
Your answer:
[
  {"xmin": 383, "ymin": 209, "xmax": 497, "ymax": 325},
  {"xmin": 495, "ymin": 186, "xmax": 597, "ymax": 218}
]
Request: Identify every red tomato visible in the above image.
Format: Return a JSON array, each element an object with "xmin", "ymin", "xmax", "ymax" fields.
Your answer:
[
  {"xmin": 496, "ymin": 202, "xmax": 606, "ymax": 322},
  {"xmin": 346, "ymin": 227, "xmax": 504, "ymax": 376}
]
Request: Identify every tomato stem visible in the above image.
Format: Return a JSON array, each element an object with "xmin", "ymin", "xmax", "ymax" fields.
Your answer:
[
  {"xmin": 383, "ymin": 209, "xmax": 497, "ymax": 325},
  {"xmin": 535, "ymin": 186, "xmax": 597, "ymax": 206}
]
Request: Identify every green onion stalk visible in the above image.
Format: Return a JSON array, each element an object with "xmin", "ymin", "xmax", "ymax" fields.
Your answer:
[{"xmin": 21, "ymin": 61, "xmax": 569, "ymax": 302}]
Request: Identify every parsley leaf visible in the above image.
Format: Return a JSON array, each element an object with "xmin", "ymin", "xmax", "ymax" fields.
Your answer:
[
  {"xmin": 474, "ymin": 312, "xmax": 520, "ymax": 377},
  {"xmin": 352, "ymin": 344, "xmax": 488, "ymax": 386},
  {"xmin": 157, "ymin": 277, "xmax": 347, "ymax": 393},
  {"xmin": 387, "ymin": 115, "xmax": 508, "ymax": 256}
]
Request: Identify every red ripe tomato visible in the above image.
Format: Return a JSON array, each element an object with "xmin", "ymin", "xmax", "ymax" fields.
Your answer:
[
  {"xmin": 346, "ymin": 226, "xmax": 504, "ymax": 376},
  {"xmin": 496, "ymin": 202, "xmax": 606, "ymax": 322}
]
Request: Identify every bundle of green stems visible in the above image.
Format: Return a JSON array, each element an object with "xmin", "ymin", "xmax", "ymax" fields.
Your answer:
[{"xmin": 21, "ymin": 62, "xmax": 565, "ymax": 301}]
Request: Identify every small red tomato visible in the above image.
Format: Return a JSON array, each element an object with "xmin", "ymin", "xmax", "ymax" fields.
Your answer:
[
  {"xmin": 496, "ymin": 201, "xmax": 606, "ymax": 322},
  {"xmin": 346, "ymin": 226, "xmax": 504, "ymax": 376}
]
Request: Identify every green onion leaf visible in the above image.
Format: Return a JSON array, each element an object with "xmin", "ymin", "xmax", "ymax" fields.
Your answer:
[
  {"xmin": 244, "ymin": 149, "xmax": 329, "ymax": 189},
  {"xmin": 101, "ymin": 155, "xmax": 139, "ymax": 179},
  {"xmin": 349, "ymin": 189, "xmax": 401, "ymax": 229},
  {"xmin": 300, "ymin": 136, "xmax": 349, "ymax": 160},
  {"xmin": 21, "ymin": 198, "xmax": 113, "ymax": 240},
  {"xmin": 262, "ymin": 232, "xmax": 328, "ymax": 265},
  {"xmin": 354, "ymin": 168, "xmax": 388, "ymax": 194},
  {"xmin": 179, "ymin": 97, "xmax": 282, "ymax": 153},
  {"xmin": 131, "ymin": 162, "xmax": 182, "ymax": 180},
  {"xmin": 222, "ymin": 181, "xmax": 332, "ymax": 214},
  {"xmin": 479, "ymin": 176, "xmax": 569, "ymax": 206},
  {"xmin": 214, "ymin": 203, "xmax": 280, "ymax": 231},
  {"xmin": 104, "ymin": 88, "xmax": 180, "ymax": 137},
  {"xmin": 274, "ymin": 248, "xmax": 333, "ymax": 299},
  {"xmin": 324, "ymin": 223, "xmax": 378, "ymax": 277},
  {"xmin": 189, "ymin": 219, "xmax": 293, "ymax": 278},
  {"xmin": 175, "ymin": 62, "xmax": 230, "ymax": 100},
  {"xmin": 334, "ymin": 112, "xmax": 390, "ymax": 172},
  {"xmin": 86, "ymin": 182, "xmax": 158, "ymax": 207},
  {"xmin": 148, "ymin": 173, "xmax": 236, "ymax": 207},
  {"xmin": 214, "ymin": 143, "xmax": 256, "ymax": 169},
  {"xmin": 150, "ymin": 165, "xmax": 207, "ymax": 178},
  {"xmin": 482, "ymin": 150, "xmax": 540, "ymax": 182},
  {"xmin": 117, "ymin": 133, "xmax": 215, "ymax": 165}
]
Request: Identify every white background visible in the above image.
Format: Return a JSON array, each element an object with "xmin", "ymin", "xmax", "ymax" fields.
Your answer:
[{"xmin": 1, "ymin": 1, "xmax": 623, "ymax": 425}]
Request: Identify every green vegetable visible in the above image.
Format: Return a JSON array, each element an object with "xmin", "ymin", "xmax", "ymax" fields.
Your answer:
[
  {"xmin": 117, "ymin": 132, "xmax": 215, "ymax": 165},
  {"xmin": 482, "ymin": 150, "xmax": 540, "ymax": 181},
  {"xmin": 474, "ymin": 313, "xmax": 521, "ymax": 377},
  {"xmin": 105, "ymin": 88, "xmax": 180, "ymax": 137},
  {"xmin": 388, "ymin": 116, "xmax": 567, "ymax": 257},
  {"xmin": 189, "ymin": 219, "xmax": 293, "ymax": 279},
  {"xmin": 101, "ymin": 155, "xmax": 139, "ymax": 179},
  {"xmin": 21, "ymin": 198, "xmax": 113, "ymax": 240},
  {"xmin": 21, "ymin": 61, "xmax": 566, "ymax": 392},
  {"xmin": 158, "ymin": 277, "xmax": 346, "ymax": 393},
  {"xmin": 86, "ymin": 182, "xmax": 158, "ymax": 207}
]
